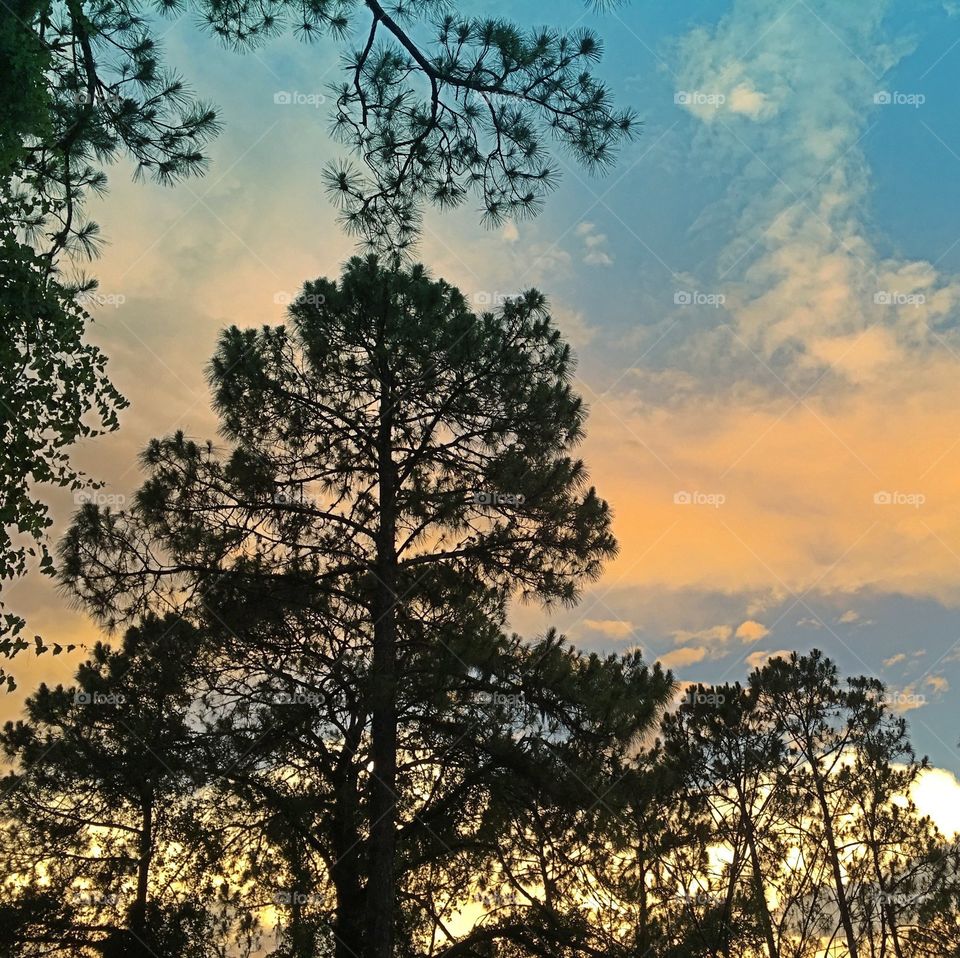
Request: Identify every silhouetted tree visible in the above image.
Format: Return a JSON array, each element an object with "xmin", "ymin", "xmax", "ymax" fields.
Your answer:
[
  {"xmin": 662, "ymin": 683, "xmax": 786, "ymax": 958},
  {"xmin": 611, "ymin": 655, "xmax": 960, "ymax": 958},
  {"xmin": 0, "ymin": 0, "xmax": 218, "ymax": 681},
  {"xmin": 0, "ymin": 614, "xmax": 234, "ymax": 957},
  {"xmin": 61, "ymin": 256, "xmax": 627, "ymax": 958},
  {"xmin": 2, "ymin": 0, "xmax": 639, "ymax": 682}
]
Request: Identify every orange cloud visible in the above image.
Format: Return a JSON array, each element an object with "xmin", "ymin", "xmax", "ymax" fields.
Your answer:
[
  {"xmin": 745, "ymin": 649, "xmax": 792, "ymax": 669},
  {"xmin": 579, "ymin": 348, "xmax": 960, "ymax": 606},
  {"xmin": 735, "ymin": 620, "xmax": 769, "ymax": 642},
  {"xmin": 583, "ymin": 619, "xmax": 635, "ymax": 639},
  {"xmin": 659, "ymin": 646, "xmax": 709, "ymax": 669}
]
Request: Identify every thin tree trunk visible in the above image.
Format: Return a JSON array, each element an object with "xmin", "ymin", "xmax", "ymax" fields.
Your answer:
[
  {"xmin": 740, "ymin": 802, "xmax": 779, "ymax": 958},
  {"xmin": 635, "ymin": 829, "xmax": 649, "ymax": 955},
  {"xmin": 812, "ymin": 773, "xmax": 859, "ymax": 958},
  {"xmin": 721, "ymin": 838, "xmax": 745, "ymax": 958},
  {"xmin": 869, "ymin": 842, "xmax": 904, "ymax": 958}
]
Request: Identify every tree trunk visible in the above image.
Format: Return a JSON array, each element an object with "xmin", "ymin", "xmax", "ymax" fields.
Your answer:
[
  {"xmin": 635, "ymin": 829, "xmax": 649, "ymax": 955},
  {"xmin": 812, "ymin": 773, "xmax": 859, "ymax": 958},
  {"xmin": 333, "ymin": 718, "xmax": 367, "ymax": 958},
  {"xmin": 130, "ymin": 791, "xmax": 153, "ymax": 953},
  {"xmin": 869, "ymin": 845, "xmax": 904, "ymax": 958},
  {"xmin": 721, "ymin": 838, "xmax": 745, "ymax": 958},
  {"xmin": 740, "ymin": 801, "xmax": 779, "ymax": 958},
  {"xmin": 365, "ymin": 351, "xmax": 399, "ymax": 958}
]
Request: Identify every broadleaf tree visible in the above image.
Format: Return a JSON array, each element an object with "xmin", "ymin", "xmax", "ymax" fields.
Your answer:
[{"xmin": 0, "ymin": 0, "xmax": 219, "ymax": 683}]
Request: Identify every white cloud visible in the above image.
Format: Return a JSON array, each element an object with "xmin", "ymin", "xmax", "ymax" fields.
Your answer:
[
  {"xmin": 913, "ymin": 768, "xmax": 960, "ymax": 837},
  {"xmin": 727, "ymin": 81, "xmax": 771, "ymax": 119},
  {"xmin": 882, "ymin": 653, "xmax": 907, "ymax": 668},
  {"xmin": 670, "ymin": 0, "xmax": 958, "ymax": 383},
  {"xmin": 575, "ymin": 222, "xmax": 614, "ymax": 267}
]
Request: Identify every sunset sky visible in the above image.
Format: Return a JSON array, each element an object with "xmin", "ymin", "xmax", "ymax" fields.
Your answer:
[{"xmin": 8, "ymin": 0, "xmax": 960, "ymax": 788}]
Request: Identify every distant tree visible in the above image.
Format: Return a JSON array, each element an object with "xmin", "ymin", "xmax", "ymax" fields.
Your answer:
[
  {"xmin": 61, "ymin": 256, "xmax": 623, "ymax": 958},
  {"xmin": 750, "ymin": 652, "xmax": 866, "ymax": 958},
  {"xmin": 0, "ymin": 614, "xmax": 232, "ymax": 957},
  {"xmin": 661, "ymin": 683, "xmax": 786, "ymax": 958},
  {"xmin": 611, "ymin": 654, "xmax": 960, "ymax": 958}
]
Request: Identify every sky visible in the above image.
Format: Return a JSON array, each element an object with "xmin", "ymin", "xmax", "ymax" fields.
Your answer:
[{"xmin": 7, "ymin": 0, "xmax": 960, "ymax": 791}]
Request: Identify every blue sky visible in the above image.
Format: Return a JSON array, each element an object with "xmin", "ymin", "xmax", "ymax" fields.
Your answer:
[{"xmin": 9, "ymin": 0, "xmax": 960, "ymax": 775}]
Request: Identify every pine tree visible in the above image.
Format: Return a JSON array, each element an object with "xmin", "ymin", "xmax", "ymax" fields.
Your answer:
[
  {"xmin": 0, "ymin": 614, "xmax": 229, "ymax": 957},
  {"xmin": 61, "ymin": 256, "xmax": 625, "ymax": 958},
  {"xmin": 661, "ymin": 683, "xmax": 786, "ymax": 958}
]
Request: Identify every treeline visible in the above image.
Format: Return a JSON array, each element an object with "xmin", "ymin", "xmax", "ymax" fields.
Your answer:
[
  {"xmin": 1, "ymin": 259, "xmax": 958, "ymax": 957},
  {"xmin": 3, "ymin": 630, "xmax": 958, "ymax": 958}
]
